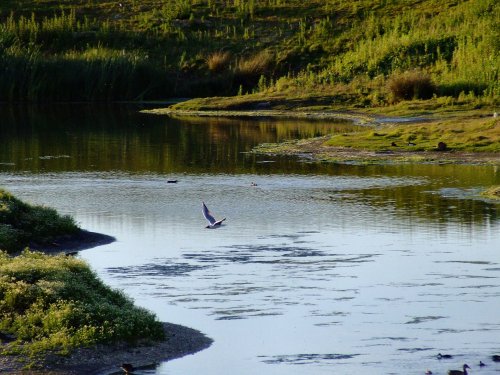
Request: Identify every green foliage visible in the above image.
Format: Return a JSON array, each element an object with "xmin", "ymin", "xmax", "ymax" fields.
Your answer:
[
  {"xmin": 0, "ymin": 0, "xmax": 498, "ymax": 103},
  {"xmin": 0, "ymin": 189, "xmax": 78, "ymax": 253},
  {"xmin": 0, "ymin": 250, "xmax": 165, "ymax": 358},
  {"xmin": 325, "ymin": 117, "xmax": 500, "ymax": 152}
]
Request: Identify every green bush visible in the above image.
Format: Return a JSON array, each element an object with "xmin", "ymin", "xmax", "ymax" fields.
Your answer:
[
  {"xmin": 0, "ymin": 250, "xmax": 165, "ymax": 357},
  {"xmin": 0, "ymin": 189, "xmax": 79, "ymax": 253}
]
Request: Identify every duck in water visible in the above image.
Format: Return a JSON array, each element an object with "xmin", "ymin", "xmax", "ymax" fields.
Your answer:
[
  {"xmin": 438, "ymin": 353, "xmax": 453, "ymax": 359},
  {"xmin": 448, "ymin": 364, "xmax": 470, "ymax": 375}
]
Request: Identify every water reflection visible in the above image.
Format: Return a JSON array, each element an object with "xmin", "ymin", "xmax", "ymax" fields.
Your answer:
[{"xmin": 0, "ymin": 104, "xmax": 360, "ymax": 173}]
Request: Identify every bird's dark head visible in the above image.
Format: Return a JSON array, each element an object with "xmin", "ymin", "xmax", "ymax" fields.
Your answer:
[{"xmin": 464, "ymin": 364, "xmax": 471, "ymax": 369}]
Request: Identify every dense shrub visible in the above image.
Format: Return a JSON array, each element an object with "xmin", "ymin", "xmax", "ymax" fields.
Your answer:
[
  {"xmin": 0, "ymin": 189, "xmax": 78, "ymax": 253},
  {"xmin": 0, "ymin": 251, "xmax": 165, "ymax": 357},
  {"xmin": 207, "ymin": 51, "xmax": 232, "ymax": 73},
  {"xmin": 234, "ymin": 50, "xmax": 274, "ymax": 88},
  {"xmin": 387, "ymin": 71, "xmax": 436, "ymax": 102}
]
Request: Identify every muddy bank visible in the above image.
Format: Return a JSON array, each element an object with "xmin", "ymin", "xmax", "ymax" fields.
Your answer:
[
  {"xmin": 27, "ymin": 229, "xmax": 116, "ymax": 255},
  {"xmin": 252, "ymin": 136, "xmax": 500, "ymax": 165},
  {"xmin": 0, "ymin": 323, "xmax": 213, "ymax": 375},
  {"xmin": 142, "ymin": 108, "xmax": 376, "ymax": 124}
]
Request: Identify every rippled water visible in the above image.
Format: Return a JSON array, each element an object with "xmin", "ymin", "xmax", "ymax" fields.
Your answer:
[{"xmin": 1, "ymin": 106, "xmax": 499, "ymax": 375}]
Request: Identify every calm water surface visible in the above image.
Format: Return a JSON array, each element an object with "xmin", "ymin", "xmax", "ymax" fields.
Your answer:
[{"xmin": 1, "ymin": 105, "xmax": 499, "ymax": 375}]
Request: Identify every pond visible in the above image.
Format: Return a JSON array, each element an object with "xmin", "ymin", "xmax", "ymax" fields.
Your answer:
[{"xmin": 1, "ymin": 105, "xmax": 499, "ymax": 375}]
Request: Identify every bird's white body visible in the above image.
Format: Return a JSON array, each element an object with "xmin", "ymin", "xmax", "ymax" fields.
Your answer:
[{"xmin": 202, "ymin": 202, "xmax": 226, "ymax": 228}]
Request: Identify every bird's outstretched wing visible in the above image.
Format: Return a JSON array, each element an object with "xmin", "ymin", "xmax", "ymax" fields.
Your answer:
[{"xmin": 202, "ymin": 202, "xmax": 217, "ymax": 225}]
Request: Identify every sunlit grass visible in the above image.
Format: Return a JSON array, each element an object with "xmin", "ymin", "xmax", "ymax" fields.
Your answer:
[
  {"xmin": 0, "ymin": 189, "xmax": 79, "ymax": 253},
  {"xmin": 325, "ymin": 117, "xmax": 500, "ymax": 152},
  {"xmin": 0, "ymin": 250, "xmax": 165, "ymax": 360},
  {"xmin": 0, "ymin": 0, "xmax": 497, "ymax": 102},
  {"xmin": 481, "ymin": 186, "xmax": 500, "ymax": 200}
]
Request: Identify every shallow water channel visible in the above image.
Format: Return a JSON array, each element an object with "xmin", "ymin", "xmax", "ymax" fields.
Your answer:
[{"xmin": 1, "ymin": 105, "xmax": 499, "ymax": 375}]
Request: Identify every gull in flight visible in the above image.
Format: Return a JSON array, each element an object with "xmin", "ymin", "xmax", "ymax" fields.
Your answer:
[{"xmin": 202, "ymin": 202, "xmax": 226, "ymax": 229}]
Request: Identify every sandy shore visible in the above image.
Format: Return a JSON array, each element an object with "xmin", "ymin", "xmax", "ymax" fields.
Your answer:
[{"xmin": 2, "ymin": 231, "xmax": 213, "ymax": 374}]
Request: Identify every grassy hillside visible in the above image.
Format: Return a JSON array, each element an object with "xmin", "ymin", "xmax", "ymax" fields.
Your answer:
[{"xmin": 0, "ymin": 0, "xmax": 498, "ymax": 104}]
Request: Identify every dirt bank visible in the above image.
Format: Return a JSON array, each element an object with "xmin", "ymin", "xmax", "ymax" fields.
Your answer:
[{"xmin": 0, "ymin": 323, "xmax": 212, "ymax": 375}]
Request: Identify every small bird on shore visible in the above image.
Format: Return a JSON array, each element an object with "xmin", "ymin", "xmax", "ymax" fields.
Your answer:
[
  {"xmin": 448, "ymin": 364, "xmax": 470, "ymax": 375},
  {"xmin": 121, "ymin": 363, "xmax": 134, "ymax": 373},
  {"xmin": 438, "ymin": 353, "xmax": 453, "ymax": 359},
  {"xmin": 65, "ymin": 251, "xmax": 78, "ymax": 256},
  {"xmin": 202, "ymin": 202, "xmax": 226, "ymax": 229}
]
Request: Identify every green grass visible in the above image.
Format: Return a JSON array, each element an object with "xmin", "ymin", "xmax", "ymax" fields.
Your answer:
[
  {"xmin": 0, "ymin": 250, "xmax": 165, "ymax": 362},
  {"xmin": 325, "ymin": 117, "xmax": 500, "ymax": 152},
  {"xmin": 481, "ymin": 186, "xmax": 500, "ymax": 200},
  {"xmin": 0, "ymin": 0, "xmax": 498, "ymax": 104},
  {"xmin": 0, "ymin": 189, "xmax": 79, "ymax": 254}
]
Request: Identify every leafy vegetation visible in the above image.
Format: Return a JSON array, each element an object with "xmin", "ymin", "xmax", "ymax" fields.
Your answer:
[
  {"xmin": 0, "ymin": 250, "xmax": 165, "ymax": 361},
  {"xmin": 0, "ymin": 0, "xmax": 497, "ymax": 105},
  {"xmin": 0, "ymin": 189, "xmax": 79, "ymax": 254}
]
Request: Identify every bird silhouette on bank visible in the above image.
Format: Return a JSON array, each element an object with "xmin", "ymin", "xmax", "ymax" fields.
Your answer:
[
  {"xmin": 448, "ymin": 364, "xmax": 470, "ymax": 375},
  {"xmin": 202, "ymin": 202, "xmax": 226, "ymax": 229}
]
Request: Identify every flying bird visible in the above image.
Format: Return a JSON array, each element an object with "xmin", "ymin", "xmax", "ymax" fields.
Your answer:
[{"xmin": 202, "ymin": 202, "xmax": 226, "ymax": 228}]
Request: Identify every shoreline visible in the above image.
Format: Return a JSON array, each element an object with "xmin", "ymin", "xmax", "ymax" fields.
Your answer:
[
  {"xmin": 3, "ymin": 232, "xmax": 213, "ymax": 375},
  {"xmin": 143, "ymin": 108, "xmax": 499, "ymax": 165},
  {"xmin": 1, "ymin": 322, "xmax": 212, "ymax": 375},
  {"xmin": 252, "ymin": 136, "xmax": 500, "ymax": 166},
  {"xmin": 23, "ymin": 229, "xmax": 116, "ymax": 255},
  {"xmin": 141, "ymin": 108, "xmax": 378, "ymax": 124}
]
